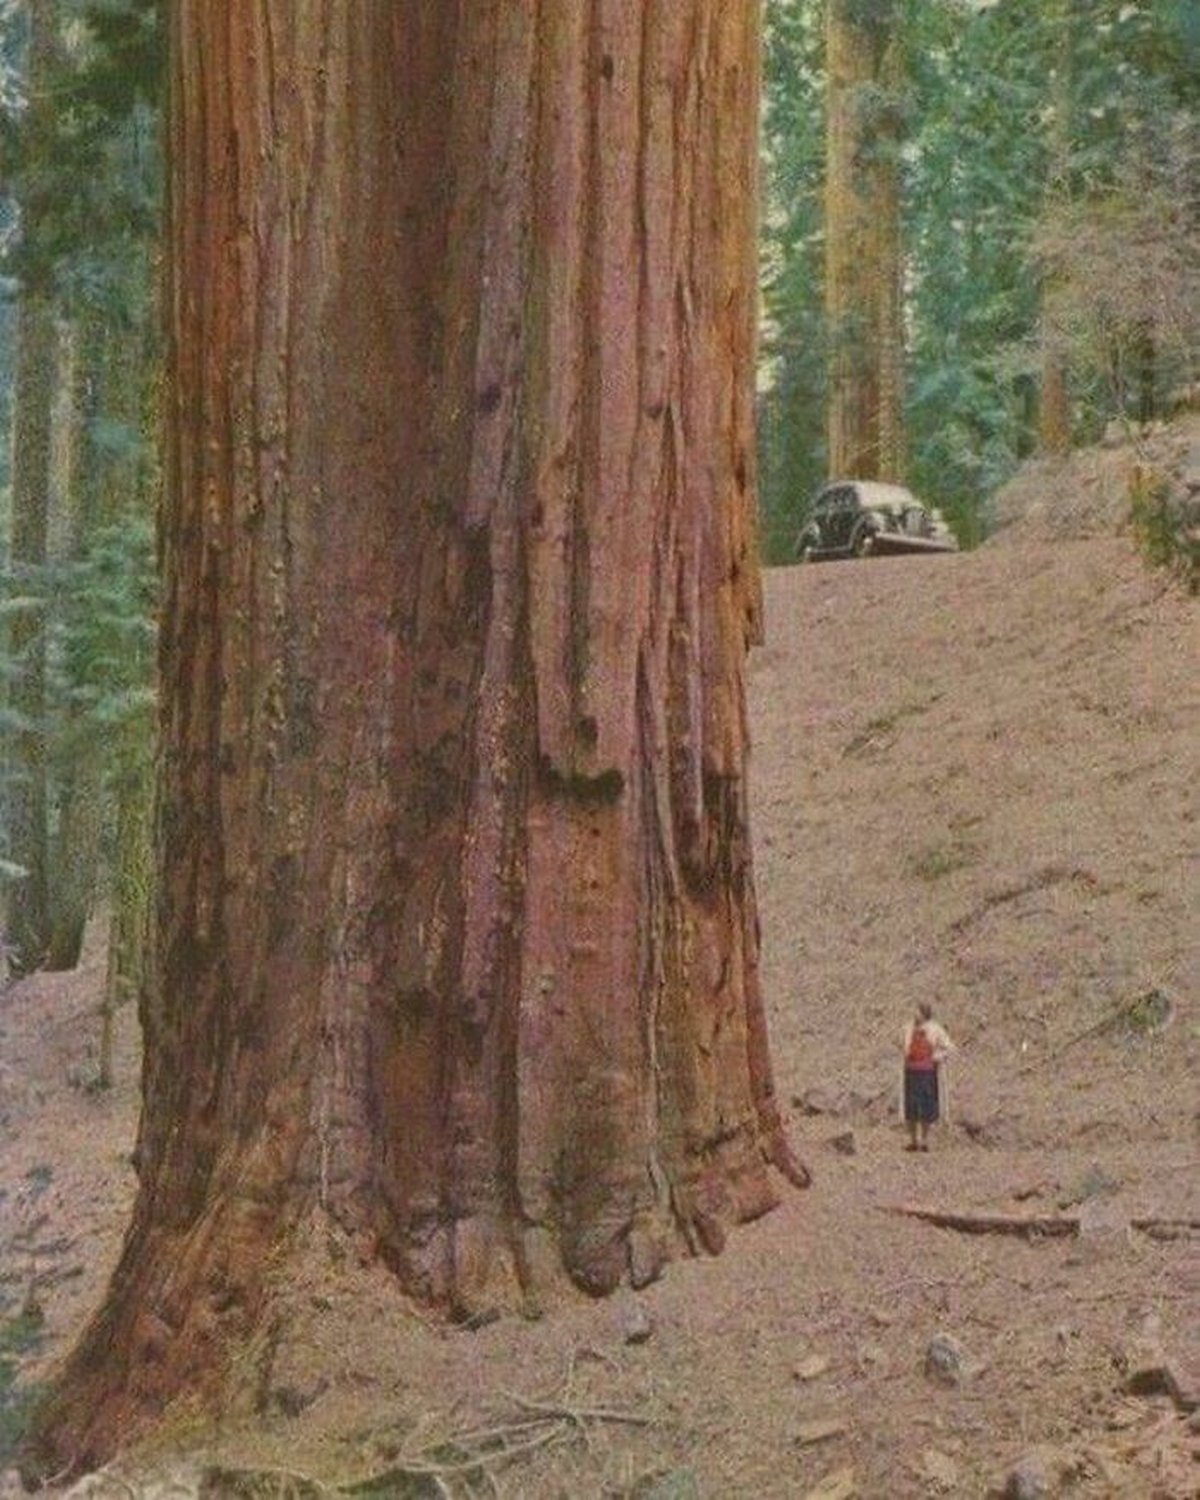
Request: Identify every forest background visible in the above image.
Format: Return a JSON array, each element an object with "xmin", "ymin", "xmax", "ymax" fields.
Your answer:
[
  {"xmin": 0, "ymin": 0, "xmax": 1197, "ymax": 1490},
  {"xmin": 0, "ymin": 0, "xmax": 1196, "ymax": 995}
]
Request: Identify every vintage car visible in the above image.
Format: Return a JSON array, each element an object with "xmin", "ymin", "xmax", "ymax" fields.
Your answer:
[{"xmin": 795, "ymin": 481, "xmax": 959, "ymax": 561}]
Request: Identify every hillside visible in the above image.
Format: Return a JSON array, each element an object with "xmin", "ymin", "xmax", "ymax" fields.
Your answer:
[{"xmin": 1, "ymin": 434, "xmax": 1197, "ymax": 1497}]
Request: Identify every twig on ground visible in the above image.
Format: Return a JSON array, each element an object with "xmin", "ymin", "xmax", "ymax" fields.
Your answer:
[
  {"xmin": 341, "ymin": 1391, "xmax": 653, "ymax": 1495},
  {"xmin": 505, "ymin": 1392, "xmax": 652, "ymax": 1428}
]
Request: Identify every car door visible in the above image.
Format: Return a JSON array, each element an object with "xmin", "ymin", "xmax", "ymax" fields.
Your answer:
[{"xmin": 830, "ymin": 486, "xmax": 857, "ymax": 550}]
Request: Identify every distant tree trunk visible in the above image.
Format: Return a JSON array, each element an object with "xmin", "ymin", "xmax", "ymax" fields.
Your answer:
[
  {"xmin": 1039, "ymin": 0, "xmax": 1073, "ymax": 455},
  {"xmin": 825, "ymin": 0, "xmax": 905, "ymax": 481},
  {"xmin": 100, "ymin": 723, "xmax": 153, "ymax": 1085},
  {"xmin": 1134, "ymin": 321, "xmax": 1157, "ymax": 424},
  {"xmin": 5, "ymin": 0, "xmax": 59, "ymax": 973},
  {"xmin": 6, "ymin": 291, "xmax": 55, "ymax": 974},
  {"xmin": 47, "ymin": 319, "xmax": 104, "ymax": 972},
  {"xmin": 27, "ymin": 2, "xmax": 803, "ymax": 1476},
  {"xmin": 1039, "ymin": 329, "xmax": 1071, "ymax": 453}
]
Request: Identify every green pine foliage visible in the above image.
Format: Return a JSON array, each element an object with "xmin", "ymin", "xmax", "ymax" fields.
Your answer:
[
  {"xmin": 759, "ymin": 0, "xmax": 1197, "ymax": 558},
  {"xmin": 759, "ymin": 1, "xmax": 829, "ymax": 562},
  {"xmin": 0, "ymin": 0, "xmax": 162, "ymax": 966}
]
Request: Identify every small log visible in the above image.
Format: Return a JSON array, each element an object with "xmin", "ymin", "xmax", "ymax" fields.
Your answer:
[
  {"xmin": 880, "ymin": 1203, "xmax": 1200, "ymax": 1241},
  {"xmin": 880, "ymin": 1202, "xmax": 1080, "ymax": 1238},
  {"xmin": 1129, "ymin": 1216, "xmax": 1200, "ymax": 1237}
]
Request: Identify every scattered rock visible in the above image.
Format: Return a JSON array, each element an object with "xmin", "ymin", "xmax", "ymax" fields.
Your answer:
[
  {"xmin": 619, "ymin": 1300, "xmax": 654, "ymax": 1346},
  {"xmin": 633, "ymin": 1469, "xmax": 701, "ymax": 1500},
  {"xmin": 919, "ymin": 1448, "xmax": 960, "ymax": 1490},
  {"xmin": 796, "ymin": 1416, "xmax": 848, "ymax": 1446},
  {"xmin": 793, "ymin": 1352, "xmax": 831, "ymax": 1381},
  {"xmin": 1119, "ymin": 1310, "xmax": 1179, "ymax": 1400},
  {"xmin": 803, "ymin": 1467, "xmax": 857, "ymax": 1500},
  {"xmin": 1123, "ymin": 1344, "xmax": 1198, "ymax": 1412},
  {"xmin": 1003, "ymin": 1450, "xmax": 1051, "ymax": 1499},
  {"xmin": 1056, "ymin": 1163, "xmax": 1120, "ymax": 1208},
  {"xmin": 794, "ymin": 1086, "xmax": 850, "ymax": 1117},
  {"xmin": 855, "ymin": 1340, "xmax": 887, "ymax": 1372},
  {"xmin": 829, "ymin": 1130, "xmax": 857, "ymax": 1156},
  {"xmin": 924, "ymin": 1332, "xmax": 975, "ymax": 1386},
  {"xmin": 1077, "ymin": 1196, "xmax": 1126, "ymax": 1230}
]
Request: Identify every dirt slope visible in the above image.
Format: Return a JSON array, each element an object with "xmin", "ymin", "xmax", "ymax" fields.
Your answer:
[{"xmin": 1, "ymin": 451, "xmax": 1197, "ymax": 1497}]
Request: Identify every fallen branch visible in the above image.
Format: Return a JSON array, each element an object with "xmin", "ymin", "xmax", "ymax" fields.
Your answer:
[
  {"xmin": 341, "ymin": 1394, "xmax": 653, "ymax": 1494},
  {"xmin": 506, "ymin": 1393, "xmax": 652, "ymax": 1428},
  {"xmin": 1130, "ymin": 1215, "xmax": 1200, "ymax": 1237},
  {"xmin": 880, "ymin": 1202, "xmax": 1200, "ymax": 1240},
  {"xmin": 881, "ymin": 1202, "xmax": 1079, "ymax": 1237}
]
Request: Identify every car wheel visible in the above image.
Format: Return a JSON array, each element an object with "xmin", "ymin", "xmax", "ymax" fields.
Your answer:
[{"xmin": 853, "ymin": 528, "xmax": 876, "ymax": 558}]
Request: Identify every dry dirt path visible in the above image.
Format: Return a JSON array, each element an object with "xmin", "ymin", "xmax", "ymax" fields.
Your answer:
[{"xmin": 1, "ymin": 532, "xmax": 1197, "ymax": 1497}]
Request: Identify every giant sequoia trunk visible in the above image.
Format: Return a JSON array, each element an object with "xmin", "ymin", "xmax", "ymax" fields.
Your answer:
[
  {"xmin": 28, "ymin": 1, "xmax": 803, "ymax": 1475},
  {"xmin": 824, "ymin": 0, "xmax": 905, "ymax": 481}
]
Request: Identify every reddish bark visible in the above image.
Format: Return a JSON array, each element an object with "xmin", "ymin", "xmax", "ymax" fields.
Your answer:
[{"xmin": 26, "ymin": 1, "xmax": 803, "ymax": 1478}]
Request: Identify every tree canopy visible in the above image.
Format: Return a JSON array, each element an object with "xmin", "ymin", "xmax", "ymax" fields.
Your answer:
[{"xmin": 758, "ymin": 0, "xmax": 1199, "ymax": 559}]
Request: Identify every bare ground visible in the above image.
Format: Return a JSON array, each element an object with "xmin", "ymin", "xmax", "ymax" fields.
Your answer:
[{"xmin": 1, "ymin": 430, "xmax": 1198, "ymax": 1498}]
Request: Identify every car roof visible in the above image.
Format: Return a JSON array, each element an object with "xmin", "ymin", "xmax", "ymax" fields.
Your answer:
[{"xmin": 841, "ymin": 481, "xmax": 919, "ymax": 507}]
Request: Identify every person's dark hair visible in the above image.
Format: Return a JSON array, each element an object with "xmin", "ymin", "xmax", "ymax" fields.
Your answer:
[{"xmin": 917, "ymin": 1001, "xmax": 933, "ymax": 1021}]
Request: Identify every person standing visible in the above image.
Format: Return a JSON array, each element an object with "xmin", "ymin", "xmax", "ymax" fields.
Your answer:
[{"xmin": 902, "ymin": 1001, "xmax": 954, "ymax": 1152}]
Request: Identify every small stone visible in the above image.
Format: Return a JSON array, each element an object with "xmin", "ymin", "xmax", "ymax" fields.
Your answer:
[
  {"xmin": 633, "ymin": 1469, "xmax": 701, "ymax": 1500},
  {"xmin": 794, "ymin": 1086, "xmax": 849, "ymax": 1117},
  {"xmin": 802, "ymin": 1467, "xmax": 857, "ymax": 1500},
  {"xmin": 920, "ymin": 1449, "xmax": 960, "ymax": 1490},
  {"xmin": 793, "ymin": 1352, "xmax": 831, "ymax": 1381},
  {"xmin": 925, "ymin": 1332, "xmax": 972, "ymax": 1386},
  {"xmin": 1123, "ymin": 1345, "xmax": 1169, "ymax": 1396},
  {"xmin": 830, "ymin": 1130, "xmax": 857, "ymax": 1156},
  {"xmin": 620, "ymin": 1301, "xmax": 654, "ymax": 1345},
  {"xmin": 1004, "ymin": 1451, "xmax": 1051, "ymax": 1499},
  {"xmin": 796, "ymin": 1417, "xmax": 847, "ymax": 1446}
]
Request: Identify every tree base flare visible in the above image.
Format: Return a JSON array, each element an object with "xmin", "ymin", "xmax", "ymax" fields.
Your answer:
[{"xmin": 24, "ymin": 1134, "xmax": 808, "ymax": 1485}]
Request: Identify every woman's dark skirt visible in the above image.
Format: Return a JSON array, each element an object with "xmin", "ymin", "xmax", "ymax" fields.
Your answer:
[{"xmin": 904, "ymin": 1067, "xmax": 940, "ymax": 1124}]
